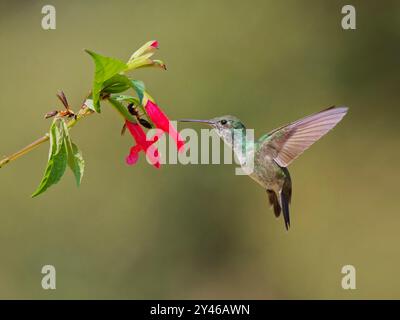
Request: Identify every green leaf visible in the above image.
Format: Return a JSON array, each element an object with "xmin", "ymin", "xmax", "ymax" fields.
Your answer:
[
  {"xmin": 111, "ymin": 94, "xmax": 140, "ymax": 105},
  {"xmin": 61, "ymin": 121, "xmax": 85, "ymax": 186},
  {"xmin": 130, "ymin": 80, "xmax": 146, "ymax": 102},
  {"xmin": 32, "ymin": 119, "xmax": 68, "ymax": 197},
  {"xmin": 102, "ymin": 74, "xmax": 131, "ymax": 94},
  {"xmin": 67, "ymin": 142, "xmax": 84, "ymax": 186},
  {"xmin": 85, "ymin": 50, "xmax": 127, "ymax": 113},
  {"xmin": 107, "ymin": 97, "xmax": 137, "ymax": 123}
]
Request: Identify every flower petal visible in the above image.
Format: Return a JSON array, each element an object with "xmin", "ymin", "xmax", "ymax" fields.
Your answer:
[
  {"xmin": 126, "ymin": 145, "xmax": 141, "ymax": 165},
  {"xmin": 144, "ymin": 100, "xmax": 185, "ymax": 152},
  {"xmin": 125, "ymin": 120, "xmax": 163, "ymax": 168},
  {"xmin": 126, "ymin": 121, "xmax": 147, "ymax": 145},
  {"xmin": 145, "ymin": 100, "xmax": 169, "ymax": 129}
]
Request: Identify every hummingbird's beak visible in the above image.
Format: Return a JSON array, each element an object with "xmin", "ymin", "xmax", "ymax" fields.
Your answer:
[{"xmin": 178, "ymin": 119, "xmax": 214, "ymax": 125}]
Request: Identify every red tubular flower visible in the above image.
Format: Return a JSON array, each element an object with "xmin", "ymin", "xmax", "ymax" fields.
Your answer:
[
  {"xmin": 144, "ymin": 100, "xmax": 185, "ymax": 152},
  {"xmin": 125, "ymin": 120, "xmax": 161, "ymax": 168}
]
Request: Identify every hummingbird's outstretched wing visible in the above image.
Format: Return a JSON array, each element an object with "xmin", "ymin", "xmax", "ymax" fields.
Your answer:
[{"xmin": 258, "ymin": 106, "xmax": 348, "ymax": 167}]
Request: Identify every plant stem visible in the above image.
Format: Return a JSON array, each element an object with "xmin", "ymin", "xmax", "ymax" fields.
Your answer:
[
  {"xmin": 0, "ymin": 105, "xmax": 93, "ymax": 169},
  {"xmin": 0, "ymin": 135, "xmax": 50, "ymax": 168}
]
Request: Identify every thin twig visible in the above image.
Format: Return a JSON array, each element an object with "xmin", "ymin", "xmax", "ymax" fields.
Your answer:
[{"xmin": 0, "ymin": 135, "xmax": 50, "ymax": 168}]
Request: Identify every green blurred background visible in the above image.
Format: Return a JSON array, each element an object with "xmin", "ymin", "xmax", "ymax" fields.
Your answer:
[{"xmin": 0, "ymin": 0, "xmax": 399, "ymax": 299}]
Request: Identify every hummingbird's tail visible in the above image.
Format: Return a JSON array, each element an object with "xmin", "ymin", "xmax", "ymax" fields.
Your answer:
[
  {"xmin": 280, "ymin": 189, "xmax": 291, "ymax": 230},
  {"xmin": 267, "ymin": 168, "xmax": 292, "ymax": 230},
  {"xmin": 280, "ymin": 170, "xmax": 292, "ymax": 230}
]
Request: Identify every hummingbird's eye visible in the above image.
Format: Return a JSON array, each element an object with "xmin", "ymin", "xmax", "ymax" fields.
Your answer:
[{"xmin": 220, "ymin": 119, "xmax": 227, "ymax": 125}]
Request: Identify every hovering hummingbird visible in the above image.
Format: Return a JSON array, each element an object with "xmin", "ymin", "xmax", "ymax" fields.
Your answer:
[{"xmin": 179, "ymin": 106, "xmax": 348, "ymax": 230}]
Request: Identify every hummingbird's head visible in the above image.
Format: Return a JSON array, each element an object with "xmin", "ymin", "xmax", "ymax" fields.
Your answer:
[{"xmin": 178, "ymin": 115, "xmax": 245, "ymax": 145}]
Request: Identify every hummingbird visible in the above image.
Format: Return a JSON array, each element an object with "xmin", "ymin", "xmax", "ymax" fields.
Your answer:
[{"xmin": 179, "ymin": 106, "xmax": 348, "ymax": 230}]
